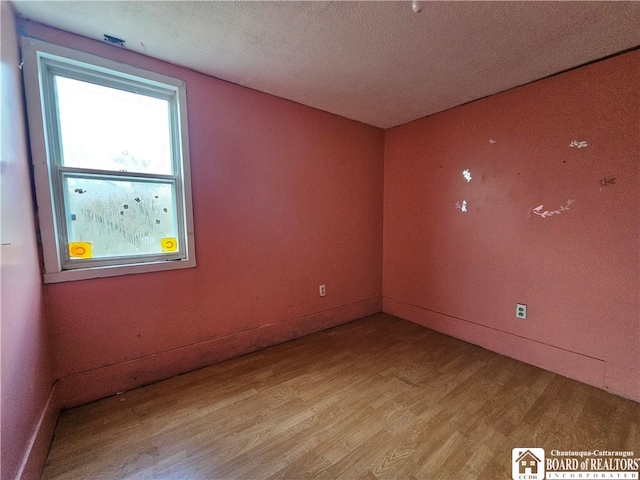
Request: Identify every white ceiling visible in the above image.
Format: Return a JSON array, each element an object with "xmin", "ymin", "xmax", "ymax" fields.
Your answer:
[{"xmin": 11, "ymin": 1, "xmax": 640, "ymax": 129}]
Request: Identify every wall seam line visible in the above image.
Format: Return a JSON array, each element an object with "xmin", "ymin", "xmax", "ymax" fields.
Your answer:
[{"xmin": 382, "ymin": 296, "xmax": 605, "ymax": 363}]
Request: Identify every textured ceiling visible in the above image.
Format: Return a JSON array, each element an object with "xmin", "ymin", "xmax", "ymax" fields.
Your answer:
[{"xmin": 11, "ymin": 1, "xmax": 640, "ymax": 129}]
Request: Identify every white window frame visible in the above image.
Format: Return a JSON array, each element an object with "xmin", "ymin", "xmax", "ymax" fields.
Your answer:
[{"xmin": 21, "ymin": 37, "xmax": 196, "ymax": 283}]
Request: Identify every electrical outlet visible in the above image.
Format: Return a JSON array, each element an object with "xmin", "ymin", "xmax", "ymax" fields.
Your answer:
[
  {"xmin": 516, "ymin": 303, "xmax": 527, "ymax": 319},
  {"xmin": 319, "ymin": 284, "xmax": 326, "ymax": 297}
]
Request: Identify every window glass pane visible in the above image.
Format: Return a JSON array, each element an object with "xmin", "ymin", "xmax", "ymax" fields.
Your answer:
[
  {"xmin": 55, "ymin": 76, "xmax": 173, "ymax": 174},
  {"xmin": 65, "ymin": 177, "xmax": 179, "ymax": 259}
]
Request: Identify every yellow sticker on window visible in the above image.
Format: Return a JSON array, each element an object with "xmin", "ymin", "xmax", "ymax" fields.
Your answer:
[
  {"xmin": 161, "ymin": 237, "xmax": 178, "ymax": 252},
  {"xmin": 69, "ymin": 242, "xmax": 92, "ymax": 258}
]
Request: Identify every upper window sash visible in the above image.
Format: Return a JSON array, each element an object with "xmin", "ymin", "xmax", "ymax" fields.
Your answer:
[{"xmin": 43, "ymin": 68, "xmax": 179, "ymax": 175}]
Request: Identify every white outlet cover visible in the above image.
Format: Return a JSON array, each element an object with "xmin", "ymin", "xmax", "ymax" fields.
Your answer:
[{"xmin": 516, "ymin": 303, "xmax": 527, "ymax": 319}]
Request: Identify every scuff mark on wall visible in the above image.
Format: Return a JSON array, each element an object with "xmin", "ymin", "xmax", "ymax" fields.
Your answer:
[
  {"xmin": 569, "ymin": 140, "xmax": 588, "ymax": 149},
  {"xmin": 455, "ymin": 200, "xmax": 468, "ymax": 212},
  {"xmin": 530, "ymin": 199, "xmax": 575, "ymax": 219},
  {"xmin": 599, "ymin": 177, "xmax": 616, "ymax": 189}
]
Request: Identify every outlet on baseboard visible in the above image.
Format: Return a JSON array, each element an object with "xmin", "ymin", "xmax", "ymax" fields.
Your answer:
[{"xmin": 516, "ymin": 303, "xmax": 527, "ymax": 319}]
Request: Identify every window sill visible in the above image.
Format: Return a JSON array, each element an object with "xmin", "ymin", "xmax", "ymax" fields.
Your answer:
[{"xmin": 43, "ymin": 257, "xmax": 196, "ymax": 283}]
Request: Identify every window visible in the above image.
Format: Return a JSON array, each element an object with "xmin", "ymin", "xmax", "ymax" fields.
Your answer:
[{"xmin": 21, "ymin": 38, "xmax": 195, "ymax": 282}]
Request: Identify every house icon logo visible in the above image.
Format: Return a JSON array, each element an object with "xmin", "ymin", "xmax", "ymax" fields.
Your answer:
[{"xmin": 512, "ymin": 448, "xmax": 545, "ymax": 480}]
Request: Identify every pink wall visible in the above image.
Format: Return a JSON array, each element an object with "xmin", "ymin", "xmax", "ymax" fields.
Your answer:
[
  {"xmin": 1, "ymin": 4, "xmax": 57, "ymax": 480},
  {"xmin": 383, "ymin": 50, "xmax": 640, "ymax": 401},
  {"xmin": 17, "ymin": 21, "xmax": 384, "ymax": 408}
]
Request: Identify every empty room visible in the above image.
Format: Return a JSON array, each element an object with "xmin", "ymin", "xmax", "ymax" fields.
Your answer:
[{"xmin": 1, "ymin": 1, "xmax": 639, "ymax": 479}]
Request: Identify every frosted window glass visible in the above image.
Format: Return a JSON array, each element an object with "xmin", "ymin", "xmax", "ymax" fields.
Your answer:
[{"xmin": 65, "ymin": 177, "xmax": 178, "ymax": 258}]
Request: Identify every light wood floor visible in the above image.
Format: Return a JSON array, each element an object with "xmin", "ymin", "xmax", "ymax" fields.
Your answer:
[{"xmin": 43, "ymin": 313, "xmax": 639, "ymax": 479}]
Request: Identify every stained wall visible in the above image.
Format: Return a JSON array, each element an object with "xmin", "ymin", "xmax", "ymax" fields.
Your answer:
[
  {"xmin": 18, "ymin": 20, "xmax": 384, "ymax": 408},
  {"xmin": 383, "ymin": 50, "xmax": 639, "ymax": 401},
  {"xmin": 1, "ymin": 4, "xmax": 56, "ymax": 479}
]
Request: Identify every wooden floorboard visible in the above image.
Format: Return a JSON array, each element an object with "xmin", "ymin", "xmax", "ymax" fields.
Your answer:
[{"xmin": 42, "ymin": 313, "xmax": 640, "ymax": 479}]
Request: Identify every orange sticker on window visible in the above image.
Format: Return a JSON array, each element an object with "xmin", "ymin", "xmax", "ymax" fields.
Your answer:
[
  {"xmin": 161, "ymin": 237, "xmax": 178, "ymax": 252},
  {"xmin": 69, "ymin": 242, "xmax": 92, "ymax": 258}
]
